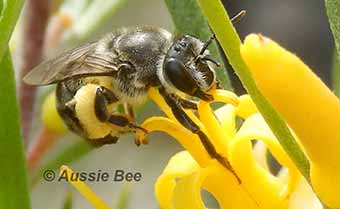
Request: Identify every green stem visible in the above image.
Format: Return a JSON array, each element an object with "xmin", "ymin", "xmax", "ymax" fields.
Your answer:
[
  {"xmin": 0, "ymin": 51, "xmax": 31, "ymax": 209},
  {"xmin": 63, "ymin": 0, "xmax": 127, "ymax": 46},
  {"xmin": 0, "ymin": 0, "xmax": 24, "ymax": 61},
  {"xmin": 197, "ymin": 0, "xmax": 310, "ymax": 180},
  {"xmin": 332, "ymin": 49, "xmax": 340, "ymax": 96}
]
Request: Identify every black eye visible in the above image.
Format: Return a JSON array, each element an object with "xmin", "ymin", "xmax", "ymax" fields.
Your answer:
[{"xmin": 163, "ymin": 58, "xmax": 198, "ymax": 94}]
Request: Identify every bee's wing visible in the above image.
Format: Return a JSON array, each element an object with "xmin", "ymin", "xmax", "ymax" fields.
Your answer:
[{"xmin": 23, "ymin": 42, "xmax": 119, "ymax": 85}]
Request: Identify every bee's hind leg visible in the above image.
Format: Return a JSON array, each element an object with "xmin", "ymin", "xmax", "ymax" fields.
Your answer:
[
  {"xmin": 88, "ymin": 135, "xmax": 119, "ymax": 147},
  {"xmin": 94, "ymin": 86, "xmax": 119, "ymax": 122},
  {"xmin": 94, "ymin": 87, "xmax": 147, "ymax": 146},
  {"xmin": 107, "ymin": 114, "xmax": 148, "ymax": 146}
]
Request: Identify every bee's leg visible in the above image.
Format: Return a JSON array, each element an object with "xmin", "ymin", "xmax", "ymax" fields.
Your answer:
[
  {"xmin": 159, "ymin": 87, "xmax": 241, "ymax": 183},
  {"xmin": 108, "ymin": 115, "xmax": 145, "ymax": 132},
  {"xmin": 94, "ymin": 87, "xmax": 147, "ymax": 145},
  {"xmin": 88, "ymin": 135, "xmax": 119, "ymax": 147},
  {"xmin": 107, "ymin": 114, "xmax": 148, "ymax": 146},
  {"xmin": 94, "ymin": 86, "xmax": 119, "ymax": 122},
  {"xmin": 215, "ymin": 79, "xmax": 223, "ymax": 89},
  {"xmin": 169, "ymin": 94, "xmax": 197, "ymax": 110},
  {"xmin": 192, "ymin": 88, "xmax": 214, "ymax": 101},
  {"xmin": 123, "ymin": 103, "xmax": 135, "ymax": 121}
]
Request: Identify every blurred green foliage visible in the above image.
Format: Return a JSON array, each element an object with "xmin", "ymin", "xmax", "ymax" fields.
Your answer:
[
  {"xmin": 0, "ymin": 1, "xmax": 31, "ymax": 209},
  {"xmin": 325, "ymin": 0, "xmax": 340, "ymax": 96}
]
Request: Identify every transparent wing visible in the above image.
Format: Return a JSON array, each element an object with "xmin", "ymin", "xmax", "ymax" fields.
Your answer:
[{"xmin": 23, "ymin": 42, "xmax": 119, "ymax": 85}]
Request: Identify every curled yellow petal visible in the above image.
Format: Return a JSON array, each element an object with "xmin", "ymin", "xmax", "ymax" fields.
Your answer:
[
  {"xmin": 197, "ymin": 89, "xmax": 239, "ymax": 156},
  {"xmin": 214, "ymin": 104, "xmax": 236, "ymax": 140},
  {"xmin": 229, "ymin": 114, "xmax": 300, "ymax": 209},
  {"xmin": 41, "ymin": 92, "xmax": 66, "ymax": 134},
  {"xmin": 156, "ymin": 151, "xmax": 259, "ymax": 209},
  {"xmin": 155, "ymin": 151, "xmax": 202, "ymax": 209},
  {"xmin": 241, "ymin": 34, "xmax": 340, "ymax": 207},
  {"xmin": 59, "ymin": 165, "xmax": 110, "ymax": 209},
  {"xmin": 137, "ymin": 117, "xmax": 211, "ymax": 166},
  {"xmin": 235, "ymin": 94, "xmax": 258, "ymax": 118}
]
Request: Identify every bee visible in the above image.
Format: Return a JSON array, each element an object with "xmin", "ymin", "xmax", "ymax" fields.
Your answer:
[
  {"xmin": 24, "ymin": 11, "xmax": 244, "ymax": 173},
  {"xmin": 24, "ymin": 26, "xmax": 219, "ymax": 142}
]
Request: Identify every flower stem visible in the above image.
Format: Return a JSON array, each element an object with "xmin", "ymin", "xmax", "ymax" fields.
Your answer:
[
  {"xmin": 27, "ymin": 128, "xmax": 59, "ymax": 171},
  {"xmin": 196, "ymin": 0, "xmax": 310, "ymax": 180},
  {"xmin": 19, "ymin": 0, "xmax": 50, "ymax": 142}
]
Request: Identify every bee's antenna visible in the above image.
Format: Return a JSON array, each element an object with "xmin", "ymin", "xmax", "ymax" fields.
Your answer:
[
  {"xmin": 231, "ymin": 10, "xmax": 246, "ymax": 24},
  {"xmin": 198, "ymin": 10, "xmax": 246, "ymax": 57},
  {"xmin": 199, "ymin": 10, "xmax": 245, "ymax": 56},
  {"xmin": 199, "ymin": 34, "xmax": 216, "ymax": 55}
]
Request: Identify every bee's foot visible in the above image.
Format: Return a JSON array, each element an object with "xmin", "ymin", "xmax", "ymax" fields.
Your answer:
[
  {"xmin": 134, "ymin": 136, "xmax": 148, "ymax": 146},
  {"xmin": 133, "ymin": 125, "xmax": 149, "ymax": 146},
  {"xmin": 128, "ymin": 123, "xmax": 148, "ymax": 134}
]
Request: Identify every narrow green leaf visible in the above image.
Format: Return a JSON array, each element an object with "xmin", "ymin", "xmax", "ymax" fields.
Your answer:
[
  {"xmin": 31, "ymin": 140, "xmax": 93, "ymax": 186},
  {"xmin": 63, "ymin": 0, "xmax": 127, "ymax": 45},
  {"xmin": 62, "ymin": 191, "xmax": 73, "ymax": 209},
  {"xmin": 326, "ymin": 0, "xmax": 340, "ymax": 97},
  {"xmin": 0, "ymin": 51, "xmax": 31, "ymax": 209},
  {"xmin": 197, "ymin": 0, "xmax": 310, "ymax": 180},
  {"xmin": 0, "ymin": 0, "xmax": 24, "ymax": 60},
  {"xmin": 165, "ymin": 0, "xmax": 232, "ymax": 89},
  {"xmin": 332, "ymin": 50, "xmax": 340, "ymax": 96},
  {"xmin": 325, "ymin": 0, "xmax": 340, "ymax": 58},
  {"xmin": 114, "ymin": 185, "xmax": 131, "ymax": 209}
]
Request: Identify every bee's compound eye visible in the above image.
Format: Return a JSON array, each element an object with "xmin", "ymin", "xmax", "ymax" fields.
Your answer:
[{"xmin": 163, "ymin": 58, "xmax": 198, "ymax": 94}]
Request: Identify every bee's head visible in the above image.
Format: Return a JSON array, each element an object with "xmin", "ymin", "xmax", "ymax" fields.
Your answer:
[{"xmin": 161, "ymin": 34, "xmax": 219, "ymax": 101}]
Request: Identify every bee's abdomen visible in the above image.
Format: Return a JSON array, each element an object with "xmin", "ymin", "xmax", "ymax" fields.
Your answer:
[{"xmin": 56, "ymin": 81, "xmax": 85, "ymax": 136}]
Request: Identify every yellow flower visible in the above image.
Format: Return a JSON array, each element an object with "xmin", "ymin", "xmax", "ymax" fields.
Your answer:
[
  {"xmin": 59, "ymin": 165, "xmax": 111, "ymax": 209},
  {"xmin": 137, "ymin": 88, "xmax": 316, "ymax": 209},
  {"xmin": 41, "ymin": 92, "xmax": 66, "ymax": 134},
  {"xmin": 241, "ymin": 34, "xmax": 340, "ymax": 208}
]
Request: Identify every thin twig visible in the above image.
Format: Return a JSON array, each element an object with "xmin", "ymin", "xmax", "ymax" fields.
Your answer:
[
  {"xmin": 19, "ymin": 0, "xmax": 50, "ymax": 143},
  {"xmin": 27, "ymin": 128, "xmax": 59, "ymax": 171}
]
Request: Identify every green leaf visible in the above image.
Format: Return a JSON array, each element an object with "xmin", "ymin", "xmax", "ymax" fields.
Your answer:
[
  {"xmin": 326, "ymin": 0, "xmax": 340, "ymax": 97},
  {"xmin": 62, "ymin": 191, "xmax": 73, "ymax": 209},
  {"xmin": 325, "ymin": 0, "xmax": 340, "ymax": 59},
  {"xmin": 63, "ymin": 0, "xmax": 127, "ymax": 45},
  {"xmin": 0, "ymin": 0, "xmax": 24, "ymax": 60},
  {"xmin": 30, "ymin": 140, "xmax": 93, "ymax": 186},
  {"xmin": 164, "ymin": 0, "xmax": 232, "ymax": 89},
  {"xmin": 332, "ymin": 50, "xmax": 340, "ymax": 96},
  {"xmin": 197, "ymin": 0, "xmax": 310, "ymax": 180},
  {"xmin": 0, "ymin": 51, "xmax": 31, "ymax": 209},
  {"xmin": 114, "ymin": 185, "xmax": 131, "ymax": 209}
]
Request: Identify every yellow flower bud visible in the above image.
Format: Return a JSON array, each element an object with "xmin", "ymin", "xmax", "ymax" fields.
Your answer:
[
  {"xmin": 41, "ymin": 92, "xmax": 66, "ymax": 134},
  {"xmin": 241, "ymin": 34, "xmax": 340, "ymax": 207}
]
